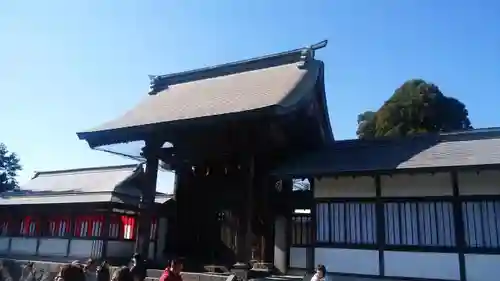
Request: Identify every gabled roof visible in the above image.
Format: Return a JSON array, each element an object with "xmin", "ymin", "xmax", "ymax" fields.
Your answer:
[
  {"xmin": 27, "ymin": 164, "xmax": 140, "ymax": 193},
  {"xmin": 273, "ymin": 128, "xmax": 500, "ymax": 177},
  {"xmin": 0, "ymin": 164, "xmax": 172, "ymax": 206},
  {"xmin": 77, "ymin": 41, "xmax": 330, "ymax": 148}
]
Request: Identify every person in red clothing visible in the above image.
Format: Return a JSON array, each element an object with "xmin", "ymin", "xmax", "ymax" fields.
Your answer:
[{"xmin": 159, "ymin": 258, "xmax": 184, "ymax": 281}]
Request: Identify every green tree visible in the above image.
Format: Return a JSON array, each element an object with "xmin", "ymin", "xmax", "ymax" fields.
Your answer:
[
  {"xmin": 357, "ymin": 79, "xmax": 472, "ymax": 139},
  {"xmin": 0, "ymin": 143, "xmax": 22, "ymax": 192}
]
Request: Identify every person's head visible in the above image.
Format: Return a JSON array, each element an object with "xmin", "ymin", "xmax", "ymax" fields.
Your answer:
[
  {"xmin": 56, "ymin": 263, "xmax": 86, "ymax": 281},
  {"xmin": 316, "ymin": 264, "xmax": 326, "ymax": 278},
  {"xmin": 84, "ymin": 258, "xmax": 97, "ymax": 272},
  {"xmin": 112, "ymin": 266, "xmax": 133, "ymax": 281},
  {"xmin": 170, "ymin": 258, "xmax": 184, "ymax": 274}
]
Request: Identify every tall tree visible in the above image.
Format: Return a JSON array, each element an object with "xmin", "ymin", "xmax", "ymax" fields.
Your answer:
[
  {"xmin": 0, "ymin": 143, "xmax": 22, "ymax": 192},
  {"xmin": 357, "ymin": 79, "xmax": 472, "ymax": 139}
]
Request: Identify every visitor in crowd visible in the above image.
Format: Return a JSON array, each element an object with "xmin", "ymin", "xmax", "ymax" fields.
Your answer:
[
  {"xmin": 310, "ymin": 264, "xmax": 327, "ymax": 281},
  {"xmin": 55, "ymin": 263, "xmax": 86, "ymax": 281},
  {"xmin": 111, "ymin": 266, "xmax": 133, "ymax": 281},
  {"xmin": 20, "ymin": 262, "xmax": 37, "ymax": 281},
  {"xmin": 97, "ymin": 261, "xmax": 110, "ymax": 281},
  {"xmin": 130, "ymin": 253, "xmax": 147, "ymax": 281},
  {"xmin": 159, "ymin": 258, "xmax": 183, "ymax": 281},
  {"xmin": 84, "ymin": 258, "xmax": 98, "ymax": 281},
  {"xmin": 0, "ymin": 260, "xmax": 12, "ymax": 281}
]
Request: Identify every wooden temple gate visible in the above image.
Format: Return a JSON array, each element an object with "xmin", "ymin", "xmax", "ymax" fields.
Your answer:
[{"xmin": 77, "ymin": 40, "xmax": 332, "ymax": 270}]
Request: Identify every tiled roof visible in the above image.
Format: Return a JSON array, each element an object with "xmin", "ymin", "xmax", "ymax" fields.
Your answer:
[
  {"xmin": 77, "ymin": 41, "xmax": 328, "ymax": 147},
  {"xmin": 0, "ymin": 165, "xmax": 172, "ymax": 206},
  {"xmin": 273, "ymin": 129, "xmax": 500, "ymax": 177},
  {"xmin": 25, "ymin": 164, "xmax": 140, "ymax": 193}
]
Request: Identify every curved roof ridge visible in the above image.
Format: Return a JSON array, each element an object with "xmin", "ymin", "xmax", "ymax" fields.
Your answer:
[{"xmin": 148, "ymin": 40, "xmax": 328, "ymax": 95}]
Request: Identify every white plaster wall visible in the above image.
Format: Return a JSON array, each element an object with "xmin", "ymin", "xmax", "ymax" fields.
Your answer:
[
  {"xmin": 381, "ymin": 173, "xmax": 452, "ymax": 197},
  {"xmin": 314, "ymin": 248, "xmax": 379, "ymax": 275},
  {"xmin": 38, "ymin": 238, "xmax": 68, "ymax": 256},
  {"xmin": 314, "ymin": 176, "xmax": 375, "ymax": 198},
  {"xmin": 384, "ymin": 251, "xmax": 459, "ymax": 280},
  {"xmin": 458, "ymin": 170, "xmax": 500, "ymax": 195},
  {"xmin": 107, "ymin": 240, "xmax": 135, "ymax": 258},
  {"xmin": 68, "ymin": 239, "xmax": 103, "ymax": 258},
  {"xmin": 289, "ymin": 247, "xmax": 307, "ymax": 268},
  {"xmin": 0, "ymin": 238, "xmax": 9, "ymax": 253},
  {"xmin": 10, "ymin": 237, "xmax": 37, "ymax": 255},
  {"xmin": 465, "ymin": 254, "xmax": 500, "ymax": 281}
]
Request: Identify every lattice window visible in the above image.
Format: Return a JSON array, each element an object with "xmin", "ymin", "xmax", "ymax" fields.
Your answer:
[
  {"xmin": 316, "ymin": 202, "xmax": 377, "ymax": 244},
  {"xmin": 384, "ymin": 201, "xmax": 455, "ymax": 247},
  {"xmin": 291, "ymin": 214, "xmax": 312, "ymax": 246},
  {"xmin": 463, "ymin": 200, "xmax": 500, "ymax": 249},
  {"xmin": 48, "ymin": 217, "xmax": 70, "ymax": 237},
  {"xmin": 109, "ymin": 215, "xmax": 121, "ymax": 239},
  {"xmin": 118, "ymin": 216, "xmax": 157, "ymax": 241},
  {"xmin": 19, "ymin": 216, "xmax": 39, "ymax": 236},
  {"xmin": 74, "ymin": 215, "xmax": 103, "ymax": 238},
  {"xmin": 121, "ymin": 216, "xmax": 135, "ymax": 240},
  {"xmin": 0, "ymin": 219, "xmax": 8, "ymax": 236}
]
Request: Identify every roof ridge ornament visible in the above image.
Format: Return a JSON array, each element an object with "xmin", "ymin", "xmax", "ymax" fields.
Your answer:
[
  {"xmin": 297, "ymin": 40, "xmax": 328, "ymax": 69},
  {"xmin": 147, "ymin": 39, "xmax": 328, "ymax": 95},
  {"xmin": 148, "ymin": 75, "xmax": 161, "ymax": 95}
]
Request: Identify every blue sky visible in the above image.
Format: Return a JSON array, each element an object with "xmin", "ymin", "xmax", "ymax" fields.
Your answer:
[{"xmin": 1, "ymin": 1, "xmax": 499, "ymax": 193}]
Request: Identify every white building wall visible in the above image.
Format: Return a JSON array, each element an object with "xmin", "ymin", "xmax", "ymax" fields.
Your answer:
[
  {"xmin": 38, "ymin": 238, "xmax": 68, "ymax": 256},
  {"xmin": 10, "ymin": 237, "xmax": 37, "ymax": 255},
  {"xmin": 314, "ymin": 176, "xmax": 375, "ymax": 198},
  {"xmin": 465, "ymin": 254, "xmax": 500, "ymax": 281},
  {"xmin": 315, "ymin": 248, "xmax": 379, "ymax": 275},
  {"xmin": 289, "ymin": 247, "xmax": 307, "ymax": 268},
  {"xmin": 311, "ymin": 171, "xmax": 500, "ymax": 280},
  {"xmin": 384, "ymin": 251, "xmax": 460, "ymax": 280},
  {"xmin": 381, "ymin": 173, "xmax": 452, "ymax": 197},
  {"xmin": 458, "ymin": 170, "xmax": 500, "ymax": 195},
  {"xmin": 0, "ymin": 238, "xmax": 9, "ymax": 253}
]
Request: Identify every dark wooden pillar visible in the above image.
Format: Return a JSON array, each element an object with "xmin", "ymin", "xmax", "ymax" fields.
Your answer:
[
  {"xmin": 273, "ymin": 178, "xmax": 292, "ymax": 274},
  {"xmin": 452, "ymin": 171, "xmax": 467, "ymax": 281},
  {"xmin": 235, "ymin": 156, "xmax": 255, "ymax": 264},
  {"xmin": 135, "ymin": 140, "xmax": 160, "ymax": 259},
  {"xmin": 35, "ymin": 211, "xmax": 46, "ymax": 256},
  {"xmin": 375, "ymin": 175, "xmax": 385, "ymax": 277},
  {"xmin": 101, "ymin": 208, "xmax": 111, "ymax": 259},
  {"xmin": 66, "ymin": 212, "xmax": 76, "ymax": 257}
]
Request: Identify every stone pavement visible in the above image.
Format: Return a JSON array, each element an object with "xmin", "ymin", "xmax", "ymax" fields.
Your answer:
[{"xmin": 259, "ymin": 274, "xmax": 409, "ymax": 281}]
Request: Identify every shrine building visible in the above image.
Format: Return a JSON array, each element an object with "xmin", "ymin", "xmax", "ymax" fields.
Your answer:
[
  {"xmin": 0, "ymin": 165, "xmax": 171, "ymax": 263},
  {"xmin": 3, "ymin": 41, "xmax": 500, "ymax": 281}
]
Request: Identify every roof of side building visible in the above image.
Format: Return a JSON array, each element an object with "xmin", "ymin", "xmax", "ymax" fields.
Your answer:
[
  {"xmin": 0, "ymin": 164, "xmax": 172, "ymax": 206},
  {"xmin": 273, "ymin": 128, "xmax": 500, "ymax": 177}
]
